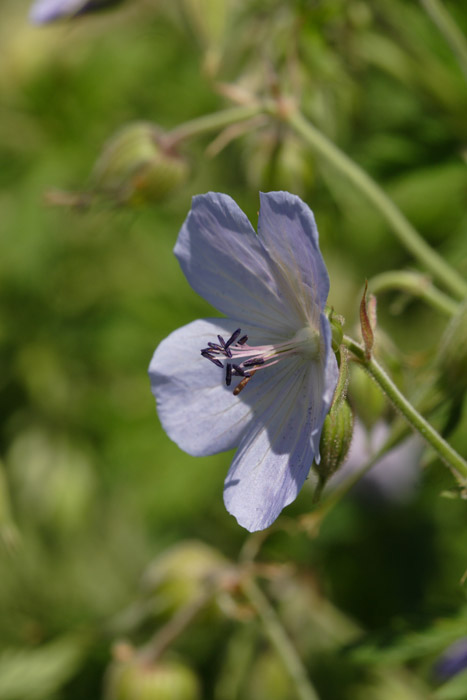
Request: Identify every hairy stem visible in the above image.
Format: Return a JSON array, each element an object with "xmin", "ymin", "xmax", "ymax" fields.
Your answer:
[
  {"xmin": 281, "ymin": 108, "xmax": 467, "ymax": 300},
  {"xmin": 368, "ymin": 270, "xmax": 459, "ymax": 316},
  {"xmin": 164, "ymin": 104, "xmax": 264, "ymax": 148},
  {"xmin": 343, "ymin": 335, "xmax": 467, "ymax": 482}
]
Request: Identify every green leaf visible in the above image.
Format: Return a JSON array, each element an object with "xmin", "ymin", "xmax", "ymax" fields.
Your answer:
[
  {"xmin": 0, "ymin": 636, "xmax": 88, "ymax": 700},
  {"xmin": 346, "ymin": 610, "xmax": 467, "ymax": 665}
]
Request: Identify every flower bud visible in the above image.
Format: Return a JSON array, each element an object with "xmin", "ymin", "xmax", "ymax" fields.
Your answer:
[
  {"xmin": 317, "ymin": 400, "xmax": 354, "ymax": 485},
  {"xmin": 437, "ymin": 299, "xmax": 467, "ymax": 401},
  {"xmin": 105, "ymin": 654, "xmax": 200, "ymax": 700},
  {"xmin": 314, "ymin": 350, "xmax": 353, "ymax": 488},
  {"xmin": 141, "ymin": 540, "xmax": 227, "ymax": 616},
  {"xmin": 91, "ymin": 123, "xmax": 189, "ymax": 206}
]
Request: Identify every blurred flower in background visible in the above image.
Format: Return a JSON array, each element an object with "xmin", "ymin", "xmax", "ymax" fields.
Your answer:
[
  {"xmin": 434, "ymin": 637, "xmax": 467, "ymax": 681},
  {"xmin": 328, "ymin": 418, "xmax": 422, "ymax": 504},
  {"xmin": 30, "ymin": 0, "xmax": 124, "ymax": 24}
]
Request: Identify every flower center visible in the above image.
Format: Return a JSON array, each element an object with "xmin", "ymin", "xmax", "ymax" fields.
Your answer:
[{"xmin": 200, "ymin": 325, "xmax": 321, "ymax": 395}]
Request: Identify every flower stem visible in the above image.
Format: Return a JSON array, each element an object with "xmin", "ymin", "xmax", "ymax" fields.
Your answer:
[
  {"xmin": 242, "ymin": 577, "xmax": 321, "ymax": 700},
  {"xmin": 368, "ymin": 270, "xmax": 460, "ymax": 317},
  {"xmin": 163, "ymin": 104, "xmax": 264, "ymax": 148},
  {"xmin": 419, "ymin": 0, "xmax": 467, "ymax": 81},
  {"xmin": 343, "ymin": 335, "xmax": 467, "ymax": 482},
  {"xmin": 282, "ymin": 108, "xmax": 467, "ymax": 300}
]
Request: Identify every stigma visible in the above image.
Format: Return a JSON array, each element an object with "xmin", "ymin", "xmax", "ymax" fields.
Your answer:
[{"xmin": 200, "ymin": 325, "xmax": 321, "ymax": 395}]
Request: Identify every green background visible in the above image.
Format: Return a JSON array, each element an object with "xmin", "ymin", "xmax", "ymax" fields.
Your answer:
[{"xmin": 0, "ymin": 1, "xmax": 466, "ymax": 698}]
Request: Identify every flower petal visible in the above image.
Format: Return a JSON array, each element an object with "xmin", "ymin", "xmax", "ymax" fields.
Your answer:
[
  {"xmin": 148, "ymin": 318, "xmax": 278, "ymax": 457},
  {"xmin": 257, "ymin": 192, "xmax": 330, "ymax": 321},
  {"xmin": 29, "ymin": 0, "xmax": 115, "ymax": 22},
  {"xmin": 223, "ymin": 328, "xmax": 338, "ymax": 532},
  {"xmin": 174, "ymin": 193, "xmax": 299, "ymax": 334},
  {"xmin": 30, "ymin": 0, "xmax": 84, "ymax": 21}
]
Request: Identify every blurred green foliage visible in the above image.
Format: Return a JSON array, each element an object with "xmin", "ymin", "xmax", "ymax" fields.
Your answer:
[{"xmin": 0, "ymin": 0, "xmax": 466, "ymax": 698}]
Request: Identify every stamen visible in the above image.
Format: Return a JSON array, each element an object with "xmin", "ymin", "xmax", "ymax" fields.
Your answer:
[
  {"xmin": 232, "ymin": 364, "xmax": 251, "ymax": 378},
  {"xmin": 216, "ymin": 334, "xmax": 232, "ymax": 358},
  {"xmin": 225, "ymin": 328, "xmax": 241, "ymax": 349},
  {"xmin": 201, "ymin": 323, "xmax": 319, "ymax": 395},
  {"xmin": 233, "ymin": 370, "xmax": 257, "ymax": 396},
  {"xmin": 207, "ymin": 342, "xmax": 223, "ymax": 351},
  {"xmin": 243, "ymin": 357, "xmax": 266, "ymax": 367},
  {"xmin": 201, "ymin": 350, "xmax": 223, "ymax": 369},
  {"xmin": 225, "ymin": 363, "xmax": 232, "ymax": 387}
]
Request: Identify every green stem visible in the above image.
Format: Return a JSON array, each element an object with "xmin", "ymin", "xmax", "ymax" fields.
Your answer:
[
  {"xmin": 282, "ymin": 108, "xmax": 467, "ymax": 300},
  {"xmin": 368, "ymin": 270, "xmax": 459, "ymax": 316},
  {"xmin": 419, "ymin": 0, "xmax": 467, "ymax": 81},
  {"xmin": 164, "ymin": 104, "xmax": 264, "ymax": 148},
  {"xmin": 343, "ymin": 335, "xmax": 467, "ymax": 481},
  {"xmin": 242, "ymin": 577, "xmax": 321, "ymax": 700}
]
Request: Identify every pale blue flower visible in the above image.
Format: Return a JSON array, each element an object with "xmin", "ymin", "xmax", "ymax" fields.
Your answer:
[
  {"xmin": 435, "ymin": 638, "xmax": 467, "ymax": 681},
  {"xmin": 328, "ymin": 419, "xmax": 422, "ymax": 504},
  {"xmin": 149, "ymin": 192, "xmax": 338, "ymax": 532},
  {"xmin": 30, "ymin": 0, "xmax": 121, "ymax": 24}
]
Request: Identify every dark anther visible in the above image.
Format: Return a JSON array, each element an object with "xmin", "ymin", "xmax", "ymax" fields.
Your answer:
[
  {"xmin": 217, "ymin": 334, "xmax": 232, "ymax": 358},
  {"xmin": 243, "ymin": 357, "xmax": 265, "ymax": 367},
  {"xmin": 207, "ymin": 342, "xmax": 223, "ymax": 351},
  {"xmin": 201, "ymin": 350, "xmax": 223, "ymax": 369},
  {"xmin": 238, "ymin": 335, "xmax": 248, "ymax": 345},
  {"xmin": 225, "ymin": 363, "xmax": 232, "ymax": 386},
  {"xmin": 225, "ymin": 328, "xmax": 241, "ymax": 349},
  {"xmin": 232, "ymin": 364, "xmax": 251, "ymax": 378}
]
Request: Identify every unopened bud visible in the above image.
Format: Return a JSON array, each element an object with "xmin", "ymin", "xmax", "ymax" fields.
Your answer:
[
  {"xmin": 105, "ymin": 656, "xmax": 200, "ymax": 700},
  {"xmin": 437, "ymin": 299, "xmax": 467, "ymax": 401},
  {"xmin": 30, "ymin": 0, "xmax": 124, "ymax": 24},
  {"xmin": 317, "ymin": 400, "xmax": 354, "ymax": 486},
  {"xmin": 314, "ymin": 349, "xmax": 353, "ymax": 489},
  {"xmin": 91, "ymin": 122, "xmax": 189, "ymax": 206}
]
